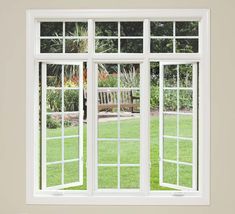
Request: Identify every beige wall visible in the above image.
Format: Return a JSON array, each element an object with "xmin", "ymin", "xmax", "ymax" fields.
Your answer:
[{"xmin": 0, "ymin": 0, "xmax": 235, "ymax": 213}]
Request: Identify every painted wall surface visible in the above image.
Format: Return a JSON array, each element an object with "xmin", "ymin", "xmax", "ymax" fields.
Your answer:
[{"xmin": 0, "ymin": 0, "xmax": 235, "ymax": 213}]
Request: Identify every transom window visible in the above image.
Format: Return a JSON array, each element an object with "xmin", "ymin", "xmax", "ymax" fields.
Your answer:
[{"xmin": 27, "ymin": 9, "xmax": 210, "ymax": 205}]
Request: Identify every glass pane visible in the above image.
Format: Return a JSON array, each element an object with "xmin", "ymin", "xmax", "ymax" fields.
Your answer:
[
  {"xmin": 151, "ymin": 39, "xmax": 173, "ymax": 53},
  {"xmin": 95, "ymin": 39, "xmax": 118, "ymax": 53},
  {"xmin": 151, "ymin": 22, "xmax": 173, "ymax": 36},
  {"xmin": 65, "ymin": 39, "xmax": 88, "ymax": 53},
  {"xmin": 176, "ymin": 39, "xmax": 198, "ymax": 53},
  {"xmin": 47, "ymin": 64, "xmax": 62, "ymax": 87},
  {"xmin": 65, "ymin": 22, "xmax": 88, "ymax": 36},
  {"xmin": 46, "ymin": 115, "xmax": 62, "ymax": 138},
  {"xmin": 179, "ymin": 140, "xmax": 192, "ymax": 163},
  {"xmin": 64, "ymin": 161, "xmax": 79, "ymax": 184},
  {"xmin": 176, "ymin": 21, "xmax": 198, "ymax": 36},
  {"xmin": 179, "ymin": 90, "xmax": 193, "ymax": 112},
  {"xmin": 98, "ymin": 109, "xmax": 118, "ymax": 139},
  {"xmin": 40, "ymin": 22, "xmax": 63, "ymax": 36},
  {"xmin": 47, "ymin": 89, "xmax": 62, "ymax": 112},
  {"xmin": 179, "ymin": 115, "xmax": 192, "ymax": 138},
  {"xmin": 120, "ymin": 64, "xmax": 140, "ymax": 139},
  {"xmin": 120, "ymin": 108, "xmax": 140, "ymax": 139},
  {"xmin": 163, "ymin": 65, "xmax": 177, "ymax": 87},
  {"xmin": 120, "ymin": 141, "xmax": 140, "ymax": 164},
  {"xmin": 164, "ymin": 114, "xmax": 177, "ymax": 136},
  {"xmin": 163, "ymin": 90, "xmax": 177, "ymax": 111},
  {"xmin": 120, "ymin": 167, "xmax": 139, "ymax": 189},
  {"xmin": 98, "ymin": 64, "xmax": 118, "ymax": 139},
  {"xmin": 46, "ymin": 139, "xmax": 62, "ymax": 162},
  {"xmin": 98, "ymin": 64, "xmax": 118, "ymax": 87},
  {"xmin": 163, "ymin": 138, "xmax": 177, "ymax": 161},
  {"xmin": 163, "ymin": 162, "xmax": 177, "ymax": 185},
  {"xmin": 64, "ymin": 113, "xmax": 79, "ymax": 136},
  {"xmin": 179, "ymin": 164, "xmax": 192, "ymax": 188},
  {"xmin": 40, "ymin": 39, "xmax": 63, "ymax": 53},
  {"xmin": 120, "ymin": 39, "xmax": 143, "ymax": 53},
  {"xmin": 95, "ymin": 22, "xmax": 118, "ymax": 36},
  {"xmin": 64, "ymin": 138, "xmax": 79, "ymax": 160},
  {"xmin": 179, "ymin": 64, "xmax": 193, "ymax": 87},
  {"xmin": 64, "ymin": 65, "xmax": 79, "ymax": 88},
  {"xmin": 47, "ymin": 164, "xmax": 62, "ymax": 187},
  {"xmin": 64, "ymin": 89, "xmax": 79, "ymax": 112},
  {"xmin": 98, "ymin": 167, "xmax": 118, "ymax": 189},
  {"xmin": 120, "ymin": 64, "xmax": 140, "ymax": 88},
  {"xmin": 120, "ymin": 22, "xmax": 143, "ymax": 36},
  {"xmin": 98, "ymin": 141, "xmax": 118, "ymax": 164}
]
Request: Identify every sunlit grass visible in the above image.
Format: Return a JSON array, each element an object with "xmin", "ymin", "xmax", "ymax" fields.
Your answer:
[{"xmin": 45, "ymin": 115, "xmax": 192, "ymax": 190}]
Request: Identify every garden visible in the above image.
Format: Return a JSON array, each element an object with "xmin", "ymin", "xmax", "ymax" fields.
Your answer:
[{"xmin": 43, "ymin": 62, "xmax": 193, "ymax": 190}]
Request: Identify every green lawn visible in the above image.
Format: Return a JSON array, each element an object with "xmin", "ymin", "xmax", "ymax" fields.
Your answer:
[{"xmin": 45, "ymin": 115, "xmax": 193, "ymax": 190}]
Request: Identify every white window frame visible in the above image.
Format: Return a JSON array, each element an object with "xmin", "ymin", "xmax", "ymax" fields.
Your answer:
[{"xmin": 26, "ymin": 9, "xmax": 210, "ymax": 205}]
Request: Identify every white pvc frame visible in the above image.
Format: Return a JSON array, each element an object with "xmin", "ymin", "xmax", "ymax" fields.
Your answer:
[{"xmin": 26, "ymin": 9, "xmax": 210, "ymax": 205}]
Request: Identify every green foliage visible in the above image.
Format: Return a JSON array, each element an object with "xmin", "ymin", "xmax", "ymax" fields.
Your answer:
[
  {"xmin": 64, "ymin": 120, "xmax": 72, "ymax": 127},
  {"xmin": 150, "ymin": 86, "xmax": 159, "ymax": 109},
  {"xmin": 47, "ymin": 115, "xmax": 61, "ymax": 129},
  {"xmin": 64, "ymin": 90, "xmax": 79, "ymax": 111},
  {"xmin": 98, "ymin": 74, "xmax": 118, "ymax": 87},
  {"xmin": 47, "ymin": 90, "xmax": 62, "ymax": 112}
]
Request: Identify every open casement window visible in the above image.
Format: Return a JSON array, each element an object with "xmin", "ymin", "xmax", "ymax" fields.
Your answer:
[
  {"xmin": 41, "ymin": 61, "xmax": 84, "ymax": 190},
  {"xmin": 159, "ymin": 62, "xmax": 198, "ymax": 190}
]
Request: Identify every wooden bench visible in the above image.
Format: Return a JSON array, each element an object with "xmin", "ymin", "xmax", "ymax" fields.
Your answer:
[{"xmin": 83, "ymin": 89, "xmax": 139, "ymax": 120}]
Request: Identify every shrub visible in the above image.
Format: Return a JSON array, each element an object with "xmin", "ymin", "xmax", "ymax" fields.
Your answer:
[
  {"xmin": 64, "ymin": 120, "xmax": 72, "ymax": 127},
  {"xmin": 46, "ymin": 115, "xmax": 61, "ymax": 129},
  {"xmin": 150, "ymin": 86, "xmax": 159, "ymax": 109},
  {"xmin": 64, "ymin": 90, "xmax": 79, "ymax": 111},
  {"xmin": 98, "ymin": 74, "xmax": 118, "ymax": 87},
  {"xmin": 47, "ymin": 90, "xmax": 62, "ymax": 112}
]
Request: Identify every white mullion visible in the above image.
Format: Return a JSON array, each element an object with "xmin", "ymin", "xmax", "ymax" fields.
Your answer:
[
  {"xmin": 118, "ymin": 22, "xmax": 121, "ymax": 53},
  {"xmin": 94, "ymin": 63, "xmax": 99, "ymax": 191},
  {"xmin": 87, "ymin": 19, "xmax": 94, "ymax": 194},
  {"xmin": 62, "ymin": 22, "xmax": 65, "ymax": 54},
  {"xmin": 61, "ymin": 65, "xmax": 65, "ymax": 185},
  {"xmin": 159, "ymin": 63, "xmax": 164, "ymax": 186},
  {"xmin": 176, "ymin": 64, "xmax": 180, "ymax": 186},
  {"xmin": 192, "ymin": 62, "xmax": 198, "ymax": 190},
  {"xmin": 117, "ymin": 64, "xmax": 121, "ymax": 190},
  {"xmin": 173, "ymin": 21, "xmax": 176, "ymax": 53},
  {"xmin": 79, "ymin": 62, "xmax": 84, "ymax": 185},
  {"xmin": 140, "ymin": 18, "xmax": 150, "ymax": 195},
  {"xmin": 41, "ymin": 63, "xmax": 47, "ymax": 190}
]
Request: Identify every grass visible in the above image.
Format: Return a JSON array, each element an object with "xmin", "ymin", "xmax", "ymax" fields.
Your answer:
[{"xmin": 45, "ymin": 115, "xmax": 193, "ymax": 190}]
